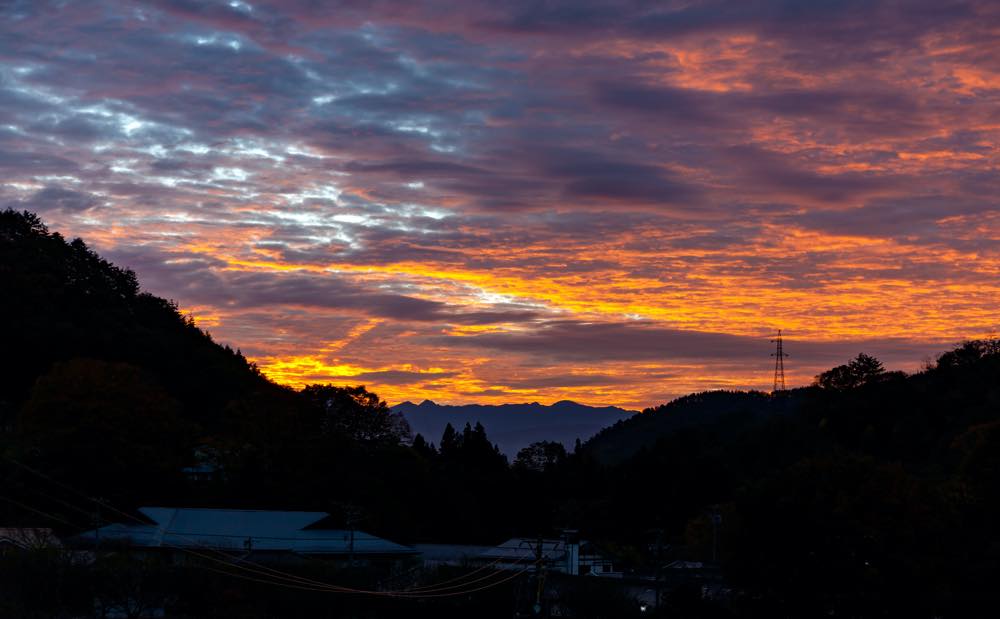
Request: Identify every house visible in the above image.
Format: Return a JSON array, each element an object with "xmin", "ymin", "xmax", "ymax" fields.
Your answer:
[
  {"xmin": 662, "ymin": 559, "xmax": 727, "ymax": 598},
  {"xmin": 73, "ymin": 507, "xmax": 418, "ymax": 567},
  {"xmin": 478, "ymin": 532, "xmax": 621, "ymax": 577},
  {"xmin": 180, "ymin": 462, "xmax": 218, "ymax": 483},
  {"xmin": 181, "ymin": 447, "xmax": 222, "ymax": 483},
  {"xmin": 411, "ymin": 543, "xmax": 494, "ymax": 568}
]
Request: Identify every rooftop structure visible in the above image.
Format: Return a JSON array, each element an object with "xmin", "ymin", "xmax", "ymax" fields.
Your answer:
[
  {"xmin": 74, "ymin": 507, "xmax": 417, "ymax": 558},
  {"xmin": 480, "ymin": 536, "xmax": 620, "ymax": 577}
]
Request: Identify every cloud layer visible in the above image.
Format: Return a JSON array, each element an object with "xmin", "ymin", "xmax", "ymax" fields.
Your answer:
[{"xmin": 2, "ymin": 0, "xmax": 998, "ymax": 407}]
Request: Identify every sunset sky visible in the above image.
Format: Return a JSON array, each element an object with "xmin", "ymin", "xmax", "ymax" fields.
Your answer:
[{"xmin": 2, "ymin": 1, "xmax": 998, "ymax": 408}]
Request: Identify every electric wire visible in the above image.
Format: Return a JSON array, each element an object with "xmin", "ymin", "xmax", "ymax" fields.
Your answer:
[
  {"xmin": 0, "ymin": 493, "xmax": 77, "ymax": 528},
  {"xmin": 405, "ymin": 551, "xmax": 521, "ymax": 591}
]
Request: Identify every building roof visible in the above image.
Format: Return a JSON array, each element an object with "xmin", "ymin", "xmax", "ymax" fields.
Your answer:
[
  {"xmin": 413, "ymin": 543, "xmax": 494, "ymax": 565},
  {"xmin": 74, "ymin": 507, "xmax": 417, "ymax": 556},
  {"xmin": 480, "ymin": 538, "xmax": 566, "ymax": 562},
  {"xmin": 665, "ymin": 560, "xmax": 705, "ymax": 569}
]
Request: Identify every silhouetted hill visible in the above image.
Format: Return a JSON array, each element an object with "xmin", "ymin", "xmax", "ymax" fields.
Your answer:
[
  {"xmin": 0, "ymin": 209, "xmax": 285, "ymax": 433},
  {"xmin": 582, "ymin": 389, "xmax": 803, "ymax": 463},
  {"xmin": 393, "ymin": 399, "xmax": 635, "ymax": 456}
]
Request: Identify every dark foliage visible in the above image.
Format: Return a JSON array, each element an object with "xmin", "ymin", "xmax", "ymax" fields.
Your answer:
[
  {"xmin": 0, "ymin": 209, "xmax": 274, "ymax": 434},
  {"xmin": 513, "ymin": 440, "xmax": 567, "ymax": 472},
  {"xmin": 301, "ymin": 384, "xmax": 412, "ymax": 446}
]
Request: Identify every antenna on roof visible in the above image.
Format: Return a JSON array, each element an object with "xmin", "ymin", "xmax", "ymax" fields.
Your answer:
[{"xmin": 770, "ymin": 330, "xmax": 788, "ymax": 392}]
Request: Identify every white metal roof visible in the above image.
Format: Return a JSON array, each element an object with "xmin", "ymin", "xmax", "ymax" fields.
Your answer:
[
  {"xmin": 412, "ymin": 543, "xmax": 494, "ymax": 565},
  {"xmin": 140, "ymin": 507, "xmax": 328, "ymax": 537},
  {"xmin": 479, "ymin": 538, "xmax": 565, "ymax": 562},
  {"xmin": 74, "ymin": 507, "xmax": 417, "ymax": 556}
]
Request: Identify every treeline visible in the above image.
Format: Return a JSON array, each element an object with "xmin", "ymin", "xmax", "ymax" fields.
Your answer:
[{"xmin": 4, "ymin": 209, "xmax": 1000, "ymax": 616}]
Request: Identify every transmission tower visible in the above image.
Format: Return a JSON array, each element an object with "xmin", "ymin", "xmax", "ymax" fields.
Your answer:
[{"xmin": 770, "ymin": 330, "xmax": 788, "ymax": 392}]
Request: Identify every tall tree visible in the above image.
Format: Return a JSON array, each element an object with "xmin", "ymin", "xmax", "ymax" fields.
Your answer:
[
  {"xmin": 439, "ymin": 423, "xmax": 459, "ymax": 458},
  {"xmin": 513, "ymin": 441, "xmax": 567, "ymax": 472},
  {"xmin": 300, "ymin": 384, "xmax": 411, "ymax": 446},
  {"xmin": 815, "ymin": 353, "xmax": 887, "ymax": 390},
  {"xmin": 411, "ymin": 433, "xmax": 437, "ymax": 459}
]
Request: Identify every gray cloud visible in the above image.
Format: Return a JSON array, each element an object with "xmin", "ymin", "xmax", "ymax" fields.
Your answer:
[{"xmin": 21, "ymin": 186, "xmax": 99, "ymax": 212}]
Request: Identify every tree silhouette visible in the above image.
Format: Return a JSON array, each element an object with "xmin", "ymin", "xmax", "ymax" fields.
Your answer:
[
  {"xmin": 300, "ymin": 384, "xmax": 411, "ymax": 446},
  {"xmin": 439, "ymin": 422, "xmax": 459, "ymax": 458},
  {"xmin": 411, "ymin": 433, "xmax": 437, "ymax": 459},
  {"xmin": 513, "ymin": 441, "xmax": 567, "ymax": 472},
  {"xmin": 815, "ymin": 353, "xmax": 886, "ymax": 390}
]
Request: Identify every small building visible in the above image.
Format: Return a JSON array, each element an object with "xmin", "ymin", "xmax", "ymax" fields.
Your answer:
[
  {"xmin": 181, "ymin": 447, "xmax": 223, "ymax": 483},
  {"xmin": 73, "ymin": 507, "xmax": 417, "ymax": 566},
  {"xmin": 181, "ymin": 463, "xmax": 218, "ymax": 483},
  {"xmin": 478, "ymin": 534, "xmax": 621, "ymax": 577},
  {"xmin": 411, "ymin": 543, "xmax": 494, "ymax": 568},
  {"xmin": 662, "ymin": 560, "xmax": 727, "ymax": 598}
]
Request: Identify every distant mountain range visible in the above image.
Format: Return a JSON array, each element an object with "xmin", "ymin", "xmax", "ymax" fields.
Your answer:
[{"xmin": 392, "ymin": 400, "xmax": 636, "ymax": 457}]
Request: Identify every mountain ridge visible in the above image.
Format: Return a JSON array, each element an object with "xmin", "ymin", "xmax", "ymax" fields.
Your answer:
[
  {"xmin": 581, "ymin": 388, "xmax": 803, "ymax": 464},
  {"xmin": 392, "ymin": 399, "xmax": 637, "ymax": 457}
]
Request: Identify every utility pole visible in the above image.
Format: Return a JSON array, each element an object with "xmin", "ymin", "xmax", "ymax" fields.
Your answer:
[
  {"xmin": 770, "ymin": 330, "xmax": 788, "ymax": 392},
  {"xmin": 652, "ymin": 528, "xmax": 664, "ymax": 611},
  {"xmin": 334, "ymin": 502, "xmax": 361, "ymax": 568},
  {"xmin": 345, "ymin": 505, "xmax": 360, "ymax": 568},
  {"xmin": 534, "ymin": 535, "xmax": 544, "ymax": 616},
  {"xmin": 709, "ymin": 510, "xmax": 722, "ymax": 563},
  {"xmin": 94, "ymin": 500, "xmax": 104, "ymax": 619},
  {"xmin": 93, "ymin": 499, "xmax": 102, "ymax": 554}
]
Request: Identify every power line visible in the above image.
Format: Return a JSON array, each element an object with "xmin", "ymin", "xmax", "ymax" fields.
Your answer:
[
  {"xmin": 407, "ymin": 560, "xmax": 527, "ymax": 593},
  {"xmin": 406, "ymin": 551, "xmax": 526, "ymax": 591},
  {"xmin": 0, "ymin": 493, "xmax": 77, "ymax": 528}
]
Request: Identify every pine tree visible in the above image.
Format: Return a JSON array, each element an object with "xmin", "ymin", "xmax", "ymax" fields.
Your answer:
[{"xmin": 440, "ymin": 422, "xmax": 459, "ymax": 458}]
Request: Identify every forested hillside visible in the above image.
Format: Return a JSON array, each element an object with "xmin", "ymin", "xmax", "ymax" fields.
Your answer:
[
  {"xmin": 0, "ymin": 209, "xmax": 277, "ymax": 427},
  {"xmin": 582, "ymin": 390, "xmax": 801, "ymax": 463}
]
